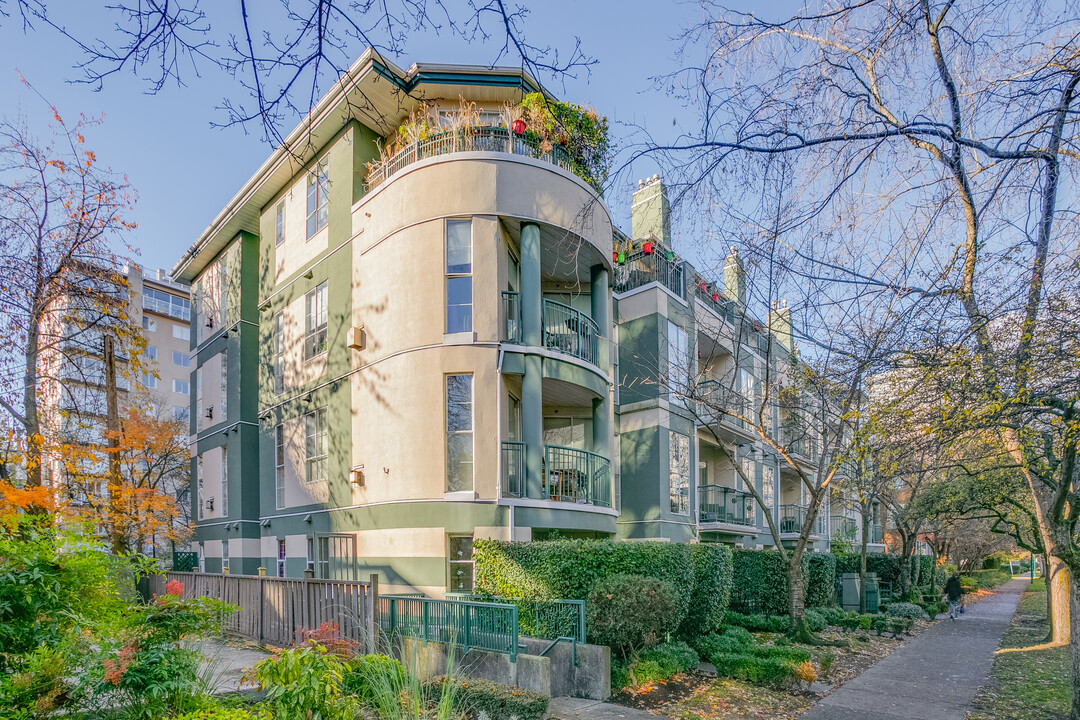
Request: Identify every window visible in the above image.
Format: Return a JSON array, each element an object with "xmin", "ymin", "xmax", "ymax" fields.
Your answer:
[
  {"xmin": 142, "ymin": 372, "xmax": 158, "ymax": 389},
  {"xmin": 762, "ymin": 464, "xmax": 775, "ymax": 516},
  {"xmin": 275, "ymin": 201, "xmax": 285, "ymax": 245},
  {"xmin": 306, "ymin": 537, "xmax": 315, "ymax": 573},
  {"xmin": 448, "ymin": 535, "xmax": 474, "ymax": 592},
  {"xmin": 197, "ymin": 456, "xmax": 204, "ymax": 520},
  {"xmin": 173, "ymin": 323, "xmax": 191, "ymax": 341},
  {"xmin": 172, "ymin": 351, "xmax": 190, "ymax": 367},
  {"xmin": 142, "ymin": 316, "xmax": 158, "ymax": 332},
  {"xmin": 173, "ymin": 379, "xmax": 190, "ymax": 395},
  {"xmin": 220, "ymin": 447, "xmax": 228, "ymax": 518},
  {"xmin": 143, "ymin": 288, "xmax": 191, "ymax": 321},
  {"xmin": 305, "ymin": 408, "xmax": 328, "ymax": 483},
  {"xmin": 221, "ymin": 539, "xmax": 229, "ymax": 572},
  {"xmin": 272, "ymin": 312, "xmax": 284, "ymax": 393},
  {"xmin": 173, "ymin": 406, "xmax": 190, "ymax": 423},
  {"xmin": 146, "ymin": 345, "xmax": 158, "ymax": 362},
  {"xmin": 445, "ymin": 375, "xmax": 473, "ymax": 492},
  {"xmin": 667, "ymin": 321, "xmax": 688, "ymax": 404},
  {"xmin": 277, "ymin": 539, "xmax": 286, "ymax": 577},
  {"xmin": 275, "ymin": 424, "xmax": 285, "ymax": 508},
  {"xmin": 669, "ymin": 432, "xmax": 690, "ymax": 514},
  {"xmin": 306, "ymin": 161, "xmax": 329, "ymax": 238},
  {"xmin": 445, "ymin": 219, "xmax": 472, "ymax": 334},
  {"xmin": 305, "ymin": 283, "xmax": 328, "ymax": 359}
]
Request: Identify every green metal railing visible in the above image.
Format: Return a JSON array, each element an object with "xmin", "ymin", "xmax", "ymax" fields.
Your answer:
[
  {"xmin": 831, "ymin": 515, "xmax": 858, "ymax": 539},
  {"xmin": 366, "ymin": 126, "xmax": 575, "ymax": 190},
  {"xmin": 699, "ymin": 485, "xmax": 755, "ymax": 526},
  {"xmin": 542, "ymin": 299, "xmax": 599, "ymax": 366},
  {"xmin": 543, "ymin": 445, "xmax": 612, "ymax": 507},
  {"xmin": 613, "ymin": 249, "xmax": 685, "ymax": 298},
  {"xmin": 696, "ymin": 380, "xmax": 750, "ymax": 428},
  {"xmin": 444, "ymin": 595, "xmax": 586, "ymax": 644},
  {"xmin": 501, "ymin": 441, "xmax": 526, "ymax": 498},
  {"xmin": 378, "ymin": 596, "xmax": 519, "ymax": 661},
  {"xmin": 501, "ymin": 291, "xmax": 521, "ymax": 343},
  {"xmin": 779, "ymin": 504, "xmax": 827, "ymax": 536}
]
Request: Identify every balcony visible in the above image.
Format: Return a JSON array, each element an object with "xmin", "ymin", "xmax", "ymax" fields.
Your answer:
[
  {"xmin": 613, "ymin": 249, "xmax": 685, "ymax": 298},
  {"xmin": 542, "ymin": 299, "xmax": 599, "ymax": 366},
  {"xmin": 500, "ymin": 441, "xmax": 612, "ymax": 508},
  {"xmin": 779, "ymin": 504, "xmax": 826, "ymax": 537},
  {"xmin": 781, "ymin": 426, "xmax": 819, "ymax": 462},
  {"xmin": 366, "ymin": 126, "xmax": 575, "ymax": 191},
  {"xmin": 699, "ymin": 485, "xmax": 755, "ymax": 527},
  {"xmin": 697, "ymin": 381, "xmax": 751, "ymax": 429},
  {"xmin": 831, "ymin": 515, "xmax": 857, "ymax": 540}
]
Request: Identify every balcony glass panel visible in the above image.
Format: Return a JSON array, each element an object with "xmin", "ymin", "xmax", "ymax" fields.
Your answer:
[{"xmin": 698, "ymin": 485, "xmax": 755, "ymax": 526}]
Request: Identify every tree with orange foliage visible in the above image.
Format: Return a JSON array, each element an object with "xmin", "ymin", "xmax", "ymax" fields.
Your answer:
[
  {"xmin": 62, "ymin": 403, "xmax": 190, "ymax": 555},
  {"xmin": 0, "ymin": 94, "xmax": 138, "ymax": 490}
]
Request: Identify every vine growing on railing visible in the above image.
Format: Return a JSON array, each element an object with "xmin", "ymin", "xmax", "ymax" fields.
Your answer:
[{"xmin": 365, "ymin": 94, "xmax": 610, "ymax": 193}]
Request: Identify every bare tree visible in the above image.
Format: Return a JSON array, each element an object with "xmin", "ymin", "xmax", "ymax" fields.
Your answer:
[
  {"xmin": 0, "ymin": 106, "xmax": 137, "ymax": 488},
  {"xmin": 630, "ymin": 2, "xmax": 1080, "ymax": 709}
]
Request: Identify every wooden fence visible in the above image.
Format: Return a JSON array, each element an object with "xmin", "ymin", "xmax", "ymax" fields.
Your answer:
[{"xmin": 150, "ymin": 571, "xmax": 378, "ymax": 650}]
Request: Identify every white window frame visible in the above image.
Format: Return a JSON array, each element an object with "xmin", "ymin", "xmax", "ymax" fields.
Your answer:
[
  {"xmin": 173, "ymin": 323, "xmax": 191, "ymax": 341},
  {"xmin": 445, "ymin": 374, "xmax": 474, "ymax": 492},
  {"xmin": 305, "ymin": 283, "xmax": 328, "ymax": 360},
  {"xmin": 275, "ymin": 200, "xmax": 286, "ymax": 245},
  {"xmin": 172, "ymin": 351, "xmax": 190, "ymax": 368},
  {"xmin": 445, "ymin": 219, "xmax": 473, "ymax": 334},
  {"xmin": 447, "ymin": 534, "xmax": 475, "ymax": 592},
  {"xmin": 306, "ymin": 160, "xmax": 329, "ymax": 239},
  {"xmin": 272, "ymin": 312, "xmax": 284, "ymax": 394},
  {"xmin": 275, "ymin": 423, "xmax": 286, "ymax": 508},
  {"xmin": 305, "ymin": 408, "xmax": 328, "ymax": 484},
  {"xmin": 669, "ymin": 431, "xmax": 690, "ymax": 515}
]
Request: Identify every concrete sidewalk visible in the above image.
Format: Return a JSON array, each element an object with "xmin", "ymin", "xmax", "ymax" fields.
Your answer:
[
  {"xmin": 799, "ymin": 577, "xmax": 1027, "ymax": 720},
  {"xmin": 548, "ymin": 696, "xmax": 670, "ymax": 720}
]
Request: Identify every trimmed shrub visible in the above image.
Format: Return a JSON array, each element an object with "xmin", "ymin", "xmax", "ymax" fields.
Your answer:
[
  {"xmin": 719, "ymin": 626, "xmax": 754, "ymax": 646},
  {"xmin": 963, "ymin": 570, "xmax": 1010, "ymax": 590},
  {"xmin": 343, "ymin": 654, "xmax": 407, "ymax": 703},
  {"xmin": 885, "ymin": 602, "xmax": 925, "ymax": 619},
  {"xmin": 447, "ymin": 677, "xmax": 549, "ymax": 720},
  {"xmin": 805, "ymin": 553, "xmax": 837, "ymax": 607},
  {"xmin": 473, "ymin": 539, "xmax": 694, "ymax": 628},
  {"xmin": 711, "ymin": 654, "xmax": 798, "ymax": 689},
  {"xmin": 804, "ymin": 608, "xmax": 827, "ymax": 632},
  {"xmin": 921, "ymin": 600, "xmax": 947, "ymax": 617},
  {"xmin": 730, "ymin": 549, "xmax": 789, "ymax": 615},
  {"xmin": 818, "ymin": 606, "xmax": 847, "ymax": 626},
  {"xmin": 679, "ymin": 543, "xmax": 734, "ymax": 637},
  {"xmin": 723, "ymin": 611, "xmax": 790, "ymax": 633},
  {"xmin": 175, "ymin": 710, "xmax": 272, "ymax": 720},
  {"xmin": 637, "ymin": 640, "xmax": 700, "ymax": 680},
  {"xmin": 587, "ymin": 574, "xmax": 681, "ymax": 657}
]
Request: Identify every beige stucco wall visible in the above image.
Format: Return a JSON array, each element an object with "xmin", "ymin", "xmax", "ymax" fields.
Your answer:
[
  {"xmin": 273, "ymin": 164, "xmax": 331, "ymax": 283},
  {"xmin": 279, "ymin": 411, "xmax": 330, "ymax": 507},
  {"xmin": 281, "ymin": 292, "xmax": 328, "ymax": 391},
  {"xmin": 198, "ymin": 445, "xmax": 225, "ymax": 520},
  {"xmin": 196, "ymin": 351, "xmax": 226, "ymax": 432}
]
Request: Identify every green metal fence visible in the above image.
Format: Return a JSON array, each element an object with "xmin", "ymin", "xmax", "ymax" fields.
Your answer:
[
  {"xmin": 379, "ymin": 595, "xmax": 519, "ymax": 661},
  {"xmin": 445, "ymin": 595, "xmax": 586, "ymax": 644}
]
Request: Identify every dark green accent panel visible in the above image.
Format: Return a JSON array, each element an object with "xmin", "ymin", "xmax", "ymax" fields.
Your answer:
[
  {"xmin": 513, "ymin": 506, "xmax": 616, "ymax": 535},
  {"xmin": 259, "ymin": 501, "xmax": 508, "ymax": 535},
  {"xmin": 502, "ymin": 352, "xmax": 525, "ymax": 375},
  {"xmin": 617, "ymin": 426, "xmax": 661, "ymax": 524},
  {"xmin": 617, "ymin": 314, "xmax": 659, "ymax": 405}
]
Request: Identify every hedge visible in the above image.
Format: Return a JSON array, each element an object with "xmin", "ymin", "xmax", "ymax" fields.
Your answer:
[
  {"xmin": 805, "ymin": 553, "xmax": 837, "ymax": 607},
  {"xmin": 730, "ymin": 549, "xmax": 837, "ymax": 615},
  {"xmin": 472, "ymin": 540, "xmax": 696, "ymax": 634},
  {"xmin": 441, "ymin": 677, "xmax": 548, "ymax": 720},
  {"xmin": 679, "ymin": 543, "xmax": 733, "ymax": 637}
]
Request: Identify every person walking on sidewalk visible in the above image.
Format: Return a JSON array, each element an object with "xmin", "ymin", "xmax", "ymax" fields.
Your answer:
[{"xmin": 944, "ymin": 572, "xmax": 963, "ymax": 619}]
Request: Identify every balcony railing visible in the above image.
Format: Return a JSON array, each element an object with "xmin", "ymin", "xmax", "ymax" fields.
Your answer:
[
  {"xmin": 366, "ymin": 127, "xmax": 575, "ymax": 191},
  {"xmin": 699, "ymin": 485, "xmax": 755, "ymax": 527},
  {"xmin": 831, "ymin": 515, "xmax": 857, "ymax": 539},
  {"xmin": 501, "ymin": 291, "xmax": 521, "ymax": 343},
  {"xmin": 500, "ymin": 443, "xmax": 612, "ymax": 508},
  {"xmin": 696, "ymin": 381, "xmax": 751, "ymax": 428},
  {"xmin": 781, "ymin": 426, "xmax": 819, "ymax": 462},
  {"xmin": 613, "ymin": 249, "xmax": 685, "ymax": 298},
  {"xmin": 501, "ymin": 441, "xmax": 526, "ymax": 498},
  {"xmin": 544, "ymin": 445, "xmax": 612, "ymax": 508},
  {"xmin": 543, "ymin": 299, "xmax": 600, "ymax": 366},
  {"xmin": 779, "ymin": 504, "xmax": 827, "ymax": 536}
]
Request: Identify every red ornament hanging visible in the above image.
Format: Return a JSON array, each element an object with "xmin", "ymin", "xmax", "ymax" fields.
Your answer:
[
  {"xmin": 712, "ymin": 293, "xmax": 720, "ymax": 302},
  {"xmin": 512, "ymin": 119, "xmax": 527, "ymax": 135},
  {"xmin": 643, "ymin": 241, "xmax": 654, "ymax": 255}
]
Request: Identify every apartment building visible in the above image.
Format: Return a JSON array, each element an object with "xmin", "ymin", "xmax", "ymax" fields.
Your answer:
[
  {"xmin": 173, "ymin": 50, "xmax": 862, "ymax": 590},
  {"xmin": 39, "ymin": 265, "xmax": 192, "ymax": 498}
]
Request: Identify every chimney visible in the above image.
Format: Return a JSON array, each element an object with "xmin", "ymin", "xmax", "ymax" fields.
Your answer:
[
  {"xmin": 631, "ymin": 174, "xmax": 671, "ymax": 246},
  {"xmin": 768, "ymin": 299, "xmax": 793, "ymax": 351},
  {"xmin": 723, "ymin": 246, "xmax": 746, "ymax": 305}
]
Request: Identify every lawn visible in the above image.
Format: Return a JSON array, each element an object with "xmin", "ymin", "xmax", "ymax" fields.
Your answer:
[{"xmin": 967, "ymin": 578, "xmax": 1071, "ymax": 720}]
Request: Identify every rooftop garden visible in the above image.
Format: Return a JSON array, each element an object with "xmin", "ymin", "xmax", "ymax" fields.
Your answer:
[{"xmin": 366, "ymin": 94, "xmax": 610, "ymax": 193}]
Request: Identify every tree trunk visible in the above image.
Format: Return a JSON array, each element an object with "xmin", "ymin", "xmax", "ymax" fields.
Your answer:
[
  {"xmin": 860, "ymin": 512, "xmax": 869, "ymax": 613},
  {"xmin": 1042, "ymin": 551, "xmax": 1054, "ymax": 641},
  {"xmin": 1071, "ymin": 573, "xmax": 1080, "ymax": 720},
  {"xmin": 788, "ymin": 553, "xmax": 812, "ymax": 641},
  {"xmin": 1047, "ymin": 555, "xmax": 1071, "ymax": 645},
  {"xmin": 22, "ymin": 315, "xmax": 42, "ymax": 488},
  {"xmin": 898, "ymin": 534, "xmax": 914, "ymax": 597}
]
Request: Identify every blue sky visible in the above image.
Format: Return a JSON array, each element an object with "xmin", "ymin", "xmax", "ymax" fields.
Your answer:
[{"xmin": 0, "ymin": 2, "xmax": 784, "ymax": 275}]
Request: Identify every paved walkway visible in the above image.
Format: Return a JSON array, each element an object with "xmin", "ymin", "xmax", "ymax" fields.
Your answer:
[{"xmin": 799, "ymin": 577, "xmax": 1027, "ymax": 720}]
